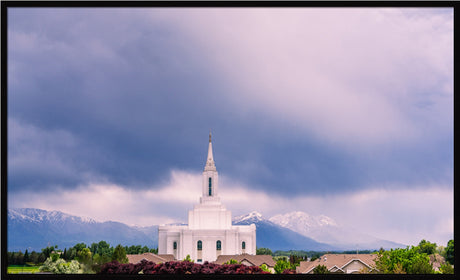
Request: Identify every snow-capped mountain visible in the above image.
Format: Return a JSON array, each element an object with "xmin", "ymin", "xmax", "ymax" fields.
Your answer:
[
  {"xmin": 269, "ymin": 211, "xmax": 405, "ymax": 250},
  {"xmin": 233, "ymin": 211, "xmax": 264, "ymax": 224},
  {"xmin": 8, "ymin": 208, "xmax": 158, "ymax": 252},
  {"xmin": 9, "ymin": 208, "xmax": 97, "ymax": 224},
  {"xmin": 232, "ymin": 211, "xmax": 336, "ymax": 251},
  {"xmin": 270, "ymin": 211, "xmax": 337, "ymax": 230}
]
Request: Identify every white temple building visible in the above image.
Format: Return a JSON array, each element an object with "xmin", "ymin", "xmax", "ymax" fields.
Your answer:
[{"xmin": 158, "ymin": 133, "xmax": 256, "ymax": 263}]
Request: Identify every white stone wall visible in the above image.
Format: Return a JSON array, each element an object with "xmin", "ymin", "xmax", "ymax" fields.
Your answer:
[{"xmin": 158, "ymin": 225, "xmax": 256, "ymax": 263}]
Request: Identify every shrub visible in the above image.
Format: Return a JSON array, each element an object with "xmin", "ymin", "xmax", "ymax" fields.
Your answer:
[
  {"xmin": 313, "ymin": 264, "xmax": 329, "ymax": 274},
  {"xmin": 39, "ymin": 257, "xmax": 81, "ymax": 274},
  {"xmin": 439, "ymin": 263, "xmax": 454, "ymax": 274},
  {"xmin": 98, "ymin": 260, "xmax": 271, "ymax": 274},
  {"xmin": 274, "ymin": 258, "xmax": 291, "ymax": 274}
]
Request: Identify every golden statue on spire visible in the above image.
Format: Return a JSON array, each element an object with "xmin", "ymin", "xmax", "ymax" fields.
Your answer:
[{"xmin": 209, "ymin": 130, "xmax": 212, "ymax": 143}]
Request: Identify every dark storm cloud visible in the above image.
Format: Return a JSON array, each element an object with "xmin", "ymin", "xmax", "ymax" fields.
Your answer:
[{"xmin": 8, "ymin": 8, "xmax": 453, "ymax": 198}]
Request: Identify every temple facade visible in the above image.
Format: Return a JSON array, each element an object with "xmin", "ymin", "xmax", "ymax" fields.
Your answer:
[{"xmin": 158, "ymin": 133, "xmax": 256, "ymax": 263}]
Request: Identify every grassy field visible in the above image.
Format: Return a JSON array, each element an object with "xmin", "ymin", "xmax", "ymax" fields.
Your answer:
[{"xmin": 7, "ymin": 265, "xmax": 41, "ymax": 274}]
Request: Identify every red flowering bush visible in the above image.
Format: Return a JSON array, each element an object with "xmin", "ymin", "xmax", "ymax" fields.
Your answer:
[{"xmin": 99, "ymin": 260, "xmax": 271, "ymax": 274}]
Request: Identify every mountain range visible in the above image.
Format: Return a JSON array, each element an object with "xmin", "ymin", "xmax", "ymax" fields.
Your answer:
[
  {"xmin": 8, "ymin": 208, "xmax": 158, "ymax": 252},
  {"xmin": 268, "ymin": 211, "xmax": 405, "ymax": 250},
  {"xmin": 7, "ymin": 208, "xmax": 404, "ymax": 252}
]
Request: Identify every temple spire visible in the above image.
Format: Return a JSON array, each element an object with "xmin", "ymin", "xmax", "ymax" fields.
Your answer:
[{"xmin": 205, "ymin": 131, "xmax": 216, "ymax": 171}]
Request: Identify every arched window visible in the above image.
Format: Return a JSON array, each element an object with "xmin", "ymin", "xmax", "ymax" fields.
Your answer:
[
  {"xmin": 197, "ymin": 240, "xmax": 202, "ymax": 251},
  {"xmin": 208, "ymin": 177, "xmax": 212, "ymax": 196},
  {"xmin": 173, "ymin": 242, "xmax": 177, "ymax": 250},
  {"xmin": 242, "ymin": 241, "xmax": 246, "ymax": 250},
  {"xmin": 216, "ymin": 240, "xmax": 221, "ymax": 251}
]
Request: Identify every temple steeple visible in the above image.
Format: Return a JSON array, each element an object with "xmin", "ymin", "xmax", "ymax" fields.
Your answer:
[
  {"xmin": 201, "ymin": 132, "xmax": 219, "ymax": 203},
  {"xmin": 205, "ymin": 131, "xmax": 216, "ymax": 171}
]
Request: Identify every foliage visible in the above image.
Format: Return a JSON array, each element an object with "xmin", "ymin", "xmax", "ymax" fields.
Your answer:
[
  {"xmin": 408, "ymin": 254, "xmax": 433, "ymax": 274},
  {"xmin": 289, "ymin": 254, "xmax": 306, "ymax": 268},
  {"xmin": 124, "ymin": 245, "xmax": 152, "ymax": 254},
  {"xmin": 224, "ymin": 259, "xmax": 239, "ymax": 264},
  {"xmin": 392, "ymin": 263, "xmax": 406, "ymax": 274},
  {"xmin": 256, "ymin": 247, "xmax": 273, "ymax": 256},
  {"xmin": 89, "ymin": 240, "xmax": 112, "ymax": 257},
  {"xmin": 444, "ymin": 239, "xmax": 454, "ymax": 265},
  {"xmin": 39, "ymin": 257, "xmax": 81, "ymax": 274},
  {"xmin": 77, "ymin": 247, "xmax": 92, "ymax": 264},
  {"xmin": 183, "ymin": 254, "xmax": 193, "ymax": 262},
  {"xmin": 417, "ymin": 239, "xmax": 437, "ymax": 255},
  {"xmin": 23, "ymin": 249, "xmax": 29, "ymax": 263},
  {"xmin": 259, "ymin": 263, "xmax": 271, "ymax": 273},
  {"xmin": 439, "ymin": 263, "xmax": 454, "ymax": 274},
  {"xmin": 274, "ymin": 258, "xmax": 291, "ymax": 274},
  {"xmin": 50, "ymin": 252, "xmax": 60, "ymax": 262},
  {"xmin": 112, "ymin": 244, "xmax": 129, "ymax": 264},
  {"xmin": 99, "ymin": 260, "xmax": 271, "ymax": 274},
  {"xmin": 73, "ymin": 243, "xmax": 87, "ymax": 252},
  {"xmin": 375, "ymin": 244, "xmax": 434, "ymax": 274},
  {"xmin": 7, "ymin": 241, "xmax": 157, "ymax": 268},
  {"xmin": 62, "ymin": 247, "xmax": 77, "ymax": 261},
  {"xmin": 313, "ymin": 264, "xmax": 329, "ymax": 274},
  {"xmin": 41, "ymin": 245, "xmax": 58, "ymax": 259}
]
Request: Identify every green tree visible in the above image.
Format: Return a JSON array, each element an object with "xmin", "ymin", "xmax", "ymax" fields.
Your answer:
[
  {"xmin": 111, "ymin": 244, "xmax": 128, "ymax": 264},
  {"xmin": 50, "ymin": 252, "xmax": 60, "ymax": 262},
  {"xmin": 224, "ymin": 259, "xmax": 239, "ymax": 264},
  {"xmin": 256, "ymin": 247, "xmax": 273, "ymax": 256},
  {"xmin": 141, "ymin": 246, "xmax": 150, "ymax": 254},
  {"xmin": 417, "ymin": 239, "xmax": 437, "ymax": 255},
  {"xmin": 65, "ymin": 248, "xmax": 77, "ymax": 261},
  {"xmin": 444, "ymin": 239, "xmax": 454, "ymax": 265},
  {"xmin": 439, "ymin": 263, "xmax": 454, "ymax": 274},
  {"xmin": 375, "ymin": 245, "xmax": 434, "ymax": 274},
  {"xmin": 393, "ymin": 263, "xmax": 406, "ymax": 274},
  {"xmin": 41, "ymin": 245, "xmax": 57, "ymax": 259},
  {"xmin": 24, "ymin": 249, "xmax": 30, "ymax": 263},
  {"xmin": 90, "ymin": 243, "xmax": 98, "ymax": 255},
  {"xmin": 313, "ymin": 264, "xmax": 329, "ymax": 274},
  {"xmin": 407, "ymin": 254, "xmax": 433, "ymax": 274},
  {"xmin": 73, "ymin": 243, "xmax": 87, "ymax": 252},
  {"xmin": 274, "ymin": 258, "xmax": 291, "ymax": 274},
  {"xmin": 100, "ymin": 253, "xmax": 111, "ymax": 264},
  {"xmin": 96, "ymin": 241, "xmax": 111, "ymax": 257},
  {"xmin": 37, "ymin": 252, "xmax": 46, "ymax": 263},
  {"xmin": 29, "ymin": 251, "xmax": 40, "ymax": 264},
  {"xmin": 77, "ymin": 248, "xmax": 92, "ymax": 265},
  {"xmin": 93, "ymin": 253, "xmax": 101, "ymax": 265},
  {"xmin": 14, "ymin": 251, "xmax": 25, "ymax": 265}
]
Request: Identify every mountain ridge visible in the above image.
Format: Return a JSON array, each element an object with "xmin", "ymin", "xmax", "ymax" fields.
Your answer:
[
  {"xmin": 8, "ymin": 208, "xmax": 158, "ymax": 252},
  {"xmin": 8, "ymin": 208, "xmax": 404, "ymax": 252},
  {"xmin": 268, "ymin": 211, "xmax": 406, "ymax": 250}
]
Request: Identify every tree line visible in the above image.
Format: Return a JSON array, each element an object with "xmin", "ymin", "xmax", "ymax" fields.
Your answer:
[{"xmin": 7, "ymin": 240, "xmax": 158, "ymax": 273}]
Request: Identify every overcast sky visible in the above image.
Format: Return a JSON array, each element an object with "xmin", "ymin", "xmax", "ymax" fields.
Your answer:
[{"xmin": 7, "ymin": 7, "xmax": 453, "ymax": 247}]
